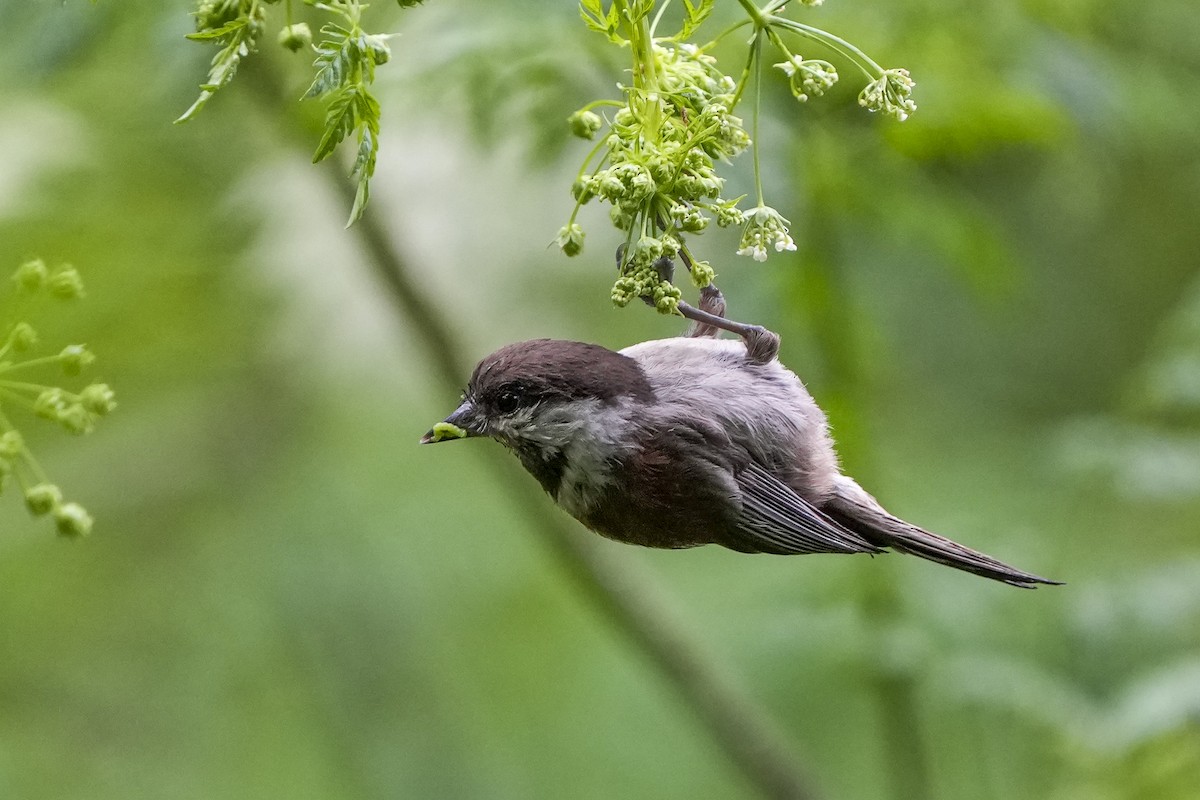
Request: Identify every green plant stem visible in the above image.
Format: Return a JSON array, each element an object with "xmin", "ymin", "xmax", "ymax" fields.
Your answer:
[
  {"xmin": 766, "ymin": 16, "xmax": 880, "ymax": 79},
  {"xmin": 649, "ymin": 0, "xmax": 673, "ymax": 38},
  {"xmin": 0, "ymin": 355, "xmax": 64, "ymax": 373},
  {"xmin": 579, "ymin": 98, "xmax": 626, "ymax": 112},
  {"xmin": 727, "ymin": 35, "xmax": 759, "ymax": 112},
  {"xmin": 0, "ymin": 388, "xmax": 41, "ymax": 410},
  {"xmin": 621, "ymin": 0, "xmax": 658, "ymax": 91},
  {"xmin": 0, "ymin": 406, "xmax": 48, "ymax": 484},
  {"xmin": 733, "ymin": 0, "xmax": 768, "ymax": 28},
  {"xmin": 0, "ymin": 380, "xmax": 58, "ymax": 395},
  {"xmin": 750, "ymin": 30, "xmax": 765, "ymax": 206},
  {"xmin": 249, "ymin": 51, "xmax": 826, "ymax": 800},
  {"xmin": 700, "ymin": 17, "xmax": 753, "ymax": 51}
]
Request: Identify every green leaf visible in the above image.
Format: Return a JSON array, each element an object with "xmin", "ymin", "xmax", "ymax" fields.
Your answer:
[
  {"xmin": 676, "ymin": 0, "xmax": 714, "ymax": 40},
  {"xmin": 183, "ymin": 18, "xmax": 247, "ymax": 41},
  {"xmin": 347, "ymin": 124, "xmax": 378, "ymax": 225},
  {"xmin": 312, "ymin": 85, "xmax": 361, "ymax": 163},
  {"xmin": 175, "ymin": 1, "xmax": 266, "ymax": 124},
  {"xmin": 302, "ymin": 7, "xmax": 391, "ymax": 224},
  {"xmin": 304, "ymin": 23, "xmax": 356, "ymax": 98},
  {"xmin": 579, "ymin": 0, "xmax": 623, "ymax": 43}
]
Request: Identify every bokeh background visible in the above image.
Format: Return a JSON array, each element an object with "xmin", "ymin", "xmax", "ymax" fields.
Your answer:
[{"xmin": 1, "ymin": 1, "xmax": 1199, "ymax": 798}]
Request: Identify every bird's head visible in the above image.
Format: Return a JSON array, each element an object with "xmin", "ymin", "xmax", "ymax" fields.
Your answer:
[{"xmin": 420, "ymin": 339, "xmax": 655, "ymax": 459}]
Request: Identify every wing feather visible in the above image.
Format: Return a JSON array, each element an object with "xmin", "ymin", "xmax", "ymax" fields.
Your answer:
[{"xmin": 732, "ymin": 462, "xmax": 882, "ymax": 555}]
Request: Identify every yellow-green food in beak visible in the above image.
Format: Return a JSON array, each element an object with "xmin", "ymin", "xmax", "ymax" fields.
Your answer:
[{"xmin": 420, "ymin": 421, "xmax": 468, "ymax": 444}]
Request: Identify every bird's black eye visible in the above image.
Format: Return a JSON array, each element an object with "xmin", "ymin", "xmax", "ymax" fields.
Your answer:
[{"xmin": 496, "ymin": 390, "xmax": 521, "ymax": 414}]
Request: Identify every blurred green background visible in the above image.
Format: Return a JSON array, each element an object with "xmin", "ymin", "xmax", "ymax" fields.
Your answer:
[{"xmin": 1, "ymin": 1, "xmax": 1198, "ymax": 798}]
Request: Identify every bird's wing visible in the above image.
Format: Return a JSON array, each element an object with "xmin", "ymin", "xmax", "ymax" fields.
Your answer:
[{"xmin": 730, "ymin": 462, "xmax": 883, "ymax": 555}]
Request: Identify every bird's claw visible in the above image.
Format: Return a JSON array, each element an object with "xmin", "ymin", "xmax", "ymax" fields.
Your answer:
[{"xmin": 742, "ymin": 325, "xmax": 780, "ymax": 364}]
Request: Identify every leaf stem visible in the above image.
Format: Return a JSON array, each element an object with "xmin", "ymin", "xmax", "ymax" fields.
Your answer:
[
  {"xmin": 767, "ymin": 16, "xmax": 881, "ymax": 79},
  {"xmin": 649, "ymin": 0, "xmax": 674, "ymax": 38},
  {"xmin": 750, "ymin": 30, "xmax": 765, "ymax": 206},
  {"xmin": 699, "ymin": 17, "xmax": 753, "ymax": 51},
  {"xmin": 0, "ymin": 355, "xmax": 64, "ymax": 374}
]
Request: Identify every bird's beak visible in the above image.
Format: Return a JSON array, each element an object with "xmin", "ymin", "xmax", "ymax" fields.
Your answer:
[{"xmin": 420, "ymin": 400, "xmax": 483, "ymax": 444}]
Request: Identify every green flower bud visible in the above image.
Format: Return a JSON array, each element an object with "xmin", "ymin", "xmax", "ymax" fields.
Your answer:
[
  {"xmin": 654, "ymin": 283, "xmax": 682, "ymax": 314},
  {"xmin": 571, "ymin": 178, "xmax": 594, "ymax": 204},
  {"xmin": 35, "ymin": 388, "xmax": 67, "ymax": 421},
  {"xmin": 715, "ymin": 202, "xmax": 745, "ymax": 228},
  {"xmin": 611, "ymin": 276, "xmax": 637, "ymax": 308},
  {"xmin": 7, "ymin": 322, "xmax": 38, "ymax": 352},
  {"xmin": 598, "ymin": 172, "xmax": 624, "ymax": 201},
  {"xmin": 554, "ymin": 223, "xmax": 586, "ymax": 257},
  {"xmin": 60, "ymin": 344, "xmax": 95, "ymax": 376},
  {"xmin": 647, "ymin": 157, "xmax": 673, "ymax": 185},
  {"xmin": 628, "ymin": 168, "xmax": 655, "ymax": 202},
  {"xmin": 568, "ymin": 110, "xmax": 603, "ymax": 140},
  {"xmin": 80, "ymin": 384, "xmax": 117, "ymax": 416},
  {"xmin": 364, "ymin": 34, "xmax": 392, "ymax": 65},
  {"xmin": 774, "ymin": 57, "xmax": 838, "ymax": 102},
  {"xmin": 609, "ymin": 205, "xmax": 633, "ymax": 229},
  {"xmin": 0, "ymin": 430, "xmax": 22, "ymax": 459},
  {"xmin": 277, "ymin": 22, "xmax": 312, "ymax": 52},
  {"xmin": 631, "ymin": 235, "xmax": 663, "ymax": 264},
  {"xmin": 48, "ymin": 266, "xmax": 85, "ymax": 299},
  {"xmin": 54, "ymin": 502, "xmax": 93, "ymax": 537},
  {"xmin": 14, "ymin": 259, "xmax": 48, "ymax": 291},
  {"xmin": 58, "ymin": 403, "xmax": 94, "ymax": 435},
  {"xmin": 25, "ymin": 483, "xmax": 62, "ymax": 516},
  {"xmin": 689, "ymin": 260, "xmax": 716, "ymax": 288}
]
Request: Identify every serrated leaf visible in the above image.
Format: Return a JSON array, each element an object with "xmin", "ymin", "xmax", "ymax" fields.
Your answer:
[
  {"xmin": 677, "ymin": 0, "xmax": 714, "ymax": 39},
  {"xmin": 300, "ymin": 8, "xmax": 390, "ymax": 224},
  {"xmin": 312, "ymin": 86, "xmax": 360, "ymax": 162},
  {"xmin": 620, "ymin": 0, "xmax": 655, "ymax": 27},
  {"xmin": 346, "ymin": 123, "xmax": 378, "ymax": 225},
  {"xmin": 305, "ymin": 23, "xmax": 356, "ymax": 98},
  {"xmin": 184, "ymin": 18, "xmax": 247, "ymax": 41},
  {"xmin": 579, "ymin": 0, "xmax": 623, "ymax": 43},
  {"xmin": 176, "ymin": 1, "xmax": 264, "ymax": 124}
]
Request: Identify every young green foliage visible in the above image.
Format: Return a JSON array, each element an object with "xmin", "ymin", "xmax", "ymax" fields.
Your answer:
[
  {"xmin": 305, "ymin": 2, "xmax": 391, "ymax": 225},
  {"xmin": 0, "ymin": 260, "xmax": 115, "ymax": 538},
  {"xmin": 176, "ymin": 0, "xmax": 273, "ymax": 123},
  {"xmin": 559, "ymin": 0, "xmax": 916, "ymax": 314},
  {"xmin": 178, "ymin": 0, "xmax": 409, "ymax": 224}
]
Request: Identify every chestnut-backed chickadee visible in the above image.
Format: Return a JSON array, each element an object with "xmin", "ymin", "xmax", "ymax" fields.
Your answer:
[{"xmin": 421, "ymin": 289, "xmax": 1059, "ymax": 588}]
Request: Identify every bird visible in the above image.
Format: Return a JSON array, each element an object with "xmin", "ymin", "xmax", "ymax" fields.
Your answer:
[{"xmin": 421, "ymin": 289, "xmax": 1059, "ymax": 589}]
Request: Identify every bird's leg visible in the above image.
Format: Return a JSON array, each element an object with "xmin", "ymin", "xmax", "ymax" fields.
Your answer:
[
  {"xmin": 676, "ymin": 298, "xmax": 781, "ymax": 364},
  {"xmin": 684, "ymin": 284, "xmax": 725, "ymax": 339},
  {"xmin": 675, "ymin": 251, "xmax": 780, "ymax": 364}
]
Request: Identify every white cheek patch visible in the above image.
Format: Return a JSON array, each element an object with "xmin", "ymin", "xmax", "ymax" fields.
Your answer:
[
  {"xmin": 499, "ymin": 399, "xmax": 634, "ymax": 518},
  {"xmin": 490, "ymin": 407, "xmax": 538, "ymax": 444}
]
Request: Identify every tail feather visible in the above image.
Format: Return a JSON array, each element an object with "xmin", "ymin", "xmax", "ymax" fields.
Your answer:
[{"xmin": 824, "ymin": 476, "xmax": 1062, "ymax": 589}]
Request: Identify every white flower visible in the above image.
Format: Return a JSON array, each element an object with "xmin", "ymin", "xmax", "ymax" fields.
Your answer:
[
  {"xmin": 859, "ymin": 68, "xmax": 917, "ymax": 122},
  {"xmin": 737, "ymin": 206, "xmax": 796, "ymax": 262},
  {"xmin": 737, "ymin": 244, "xmax": 769, "ymax": 262}
]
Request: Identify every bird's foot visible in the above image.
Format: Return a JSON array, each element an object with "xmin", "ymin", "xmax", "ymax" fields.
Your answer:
[{"xmin": 616, "ymin": 248, "xmax": 780, "ymax": 363}]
